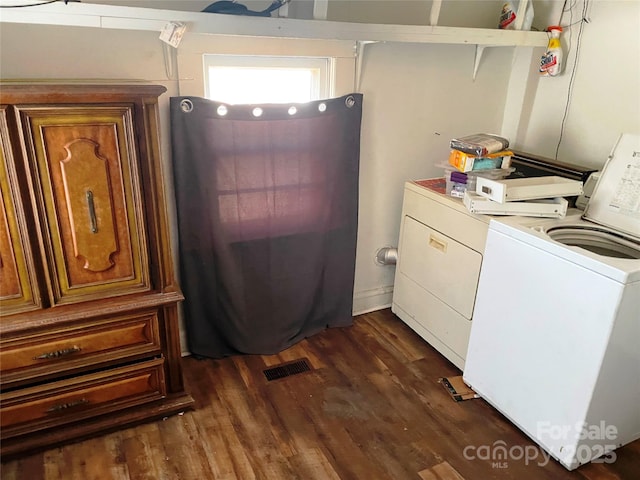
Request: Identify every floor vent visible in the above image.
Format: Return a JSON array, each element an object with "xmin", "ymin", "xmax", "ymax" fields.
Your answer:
[{"xmin": 263, "ymin": 358, "xmax": 311, "ymax": 381}]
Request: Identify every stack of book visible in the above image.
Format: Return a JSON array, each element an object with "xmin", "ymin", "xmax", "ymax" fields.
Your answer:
[{"xmin": 444, "ymin": 133, "xmax": 514, "ymax": 198}]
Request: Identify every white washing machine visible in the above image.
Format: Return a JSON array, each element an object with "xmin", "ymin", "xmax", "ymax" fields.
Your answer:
[{"xmin": 463, "ymin": 133, "xmax": 640, "ymax": 470}]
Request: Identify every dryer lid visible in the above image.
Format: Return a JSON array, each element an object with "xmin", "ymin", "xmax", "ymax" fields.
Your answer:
[{"xmin": 583, "ymin": 133, "xmax": 640, "ymax": 241}]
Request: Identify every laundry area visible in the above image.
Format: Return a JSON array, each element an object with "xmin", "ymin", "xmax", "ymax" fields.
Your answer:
[
  {"xmin": 1, "ymin": 0, "xmax": 639, "ymax": 477},
  {"xmin": 393, "ymin": 132, "xmax": 640, "ymax": 470}
]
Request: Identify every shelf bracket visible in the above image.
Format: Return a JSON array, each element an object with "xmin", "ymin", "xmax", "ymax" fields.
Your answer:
[
  {"xmin": 430, "ymin": 0, "xmax": 442, "ymax": 26},
  {"xmin": 514, "ymin": 0, "xmax": 530, "ymax": 30},
  {"xmin": 473, "ymin": 44, "xmax": 493, "ymax": 81},
  {"xmin": 355, "ymin": 40, "xmax": 379, "ymax": 92}
]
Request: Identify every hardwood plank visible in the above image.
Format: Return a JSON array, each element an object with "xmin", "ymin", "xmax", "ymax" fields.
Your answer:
[
  {"xmin": 233, "ymin": 356, "xmax": 299, "ymax": 458},
  {"xmin": 274, "ymin": 338, "xmax": 329, "ymax": 370},
  {"xmin": 79, "ymin": 435, "xmax": 129, "ymax": 480},
  {"xmin": 121, "ymin": 425, "xmax": 169, "ymax": 480},
  {"xmin": 359, "ymin": 311, "xmax": 429, "ymax": 363},
  {"xmin": 200, "ymin": 361, "xmax": 292, "ymax": 478},
  {"xmin": 58, "ymin": 437, "xmax": 114, "ymax": 480},
  {"xmin": 258, "ymin": 353, "xmax": 284, "ymax": 367},
  {"xmin": 42, "ymin": 448, "xmax": 67, "ymax": 480},
  {"xmin": 210, "ymin": 359, "xmax": 300, "ymax": 479},
  {"xmin": 1, "ymin": 452, "xmax": 43, "ymax": 480},
  {"xmin": 0, "ymin": 462, "xmax": 18, "ymax": 480},
  {"xmin": 204, "ymin": 414, "xmax": 257, "ymax": 480},
  {"xmin": 577, "ymin": 439, "xmax": 640, "ymax": 480},
  {"xmin": 418, "ymin": 461, "xmax": 465, "ymax": 480},
  {"xmin": 285, "ymin": 376, "xmax": 382, "ymax": 480},
  {"xmin": 288, "ymin": 447, "xmax": 341, "ymax": 480},
  {"xmin": 157, "ymin": 413, "xmax": 217, "ymax": 479}
]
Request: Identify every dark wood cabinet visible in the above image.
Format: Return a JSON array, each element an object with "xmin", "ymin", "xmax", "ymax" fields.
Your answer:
[
  {"xmin": 0, "ymin": 84, "xmax": 193, "ymax": 457},
  {"xmin": 0, "ymin": 106, "xmax": 41, "ymax": 315}
]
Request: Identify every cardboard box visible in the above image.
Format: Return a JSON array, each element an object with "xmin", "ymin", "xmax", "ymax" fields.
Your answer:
[
  {"xmin": 439, "ymin": 376, "xmax": 479, "ymax": 402},
  {"xmin": 449, "ymin": 149, "xmax": 513, "ymax": 173}
]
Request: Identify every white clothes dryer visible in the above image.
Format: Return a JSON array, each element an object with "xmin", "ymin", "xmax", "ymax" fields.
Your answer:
[{"xmin": 463, "ymin": 133, "xmax": 640, "ymax": 470}]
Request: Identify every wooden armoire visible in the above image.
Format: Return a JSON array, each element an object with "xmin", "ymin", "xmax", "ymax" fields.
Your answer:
[{"xmin": 0, "ymin": 84, "xmax": 194, "ymax": 457}]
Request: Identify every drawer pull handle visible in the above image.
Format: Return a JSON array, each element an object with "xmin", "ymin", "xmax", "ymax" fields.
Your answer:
[
  {"xmin": 34, "ymin": 346, "xmax": 82, "ymax": 360},
  {"xmin": 46, "ymin": 398, "xmax": 89, "ymax": 413},
  {"xmin": 428, "ymin": 235, "xmax": 447, "ymax": 253},
  {"xmin": 86, "ymin": 190, "xmax": 98, "ymax": 233}
]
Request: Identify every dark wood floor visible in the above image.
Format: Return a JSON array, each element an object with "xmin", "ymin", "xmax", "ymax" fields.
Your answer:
[{"xmin": 2, "ymin": 309, "xmax": 639, "ymax": 479}]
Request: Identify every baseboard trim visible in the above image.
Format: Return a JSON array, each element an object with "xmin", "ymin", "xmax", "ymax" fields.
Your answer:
[{"xmin": 352, "ymin": 285, "xmax": 394, "ymax": 316}]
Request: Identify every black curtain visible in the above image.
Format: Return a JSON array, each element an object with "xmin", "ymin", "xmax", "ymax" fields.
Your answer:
[{"xmin": 170, "ymin": 94, "xmax": 362, "ymax": 358}]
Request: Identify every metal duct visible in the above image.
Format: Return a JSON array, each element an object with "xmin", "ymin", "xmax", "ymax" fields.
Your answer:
[{"xmin": 375, "ymin": 246, "xmax": 398, "ymax": 265}]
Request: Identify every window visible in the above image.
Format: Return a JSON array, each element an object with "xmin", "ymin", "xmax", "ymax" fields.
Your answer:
[{"xmin": 203, "ymin": 55, "xmax": 332, "ymax": 104}]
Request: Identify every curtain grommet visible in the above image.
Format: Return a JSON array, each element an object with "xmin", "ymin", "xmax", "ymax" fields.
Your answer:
[
  {"xmin": 345, "ymin": 95, "xmax": 356, "ymax": 108},
  {"xmin": 180, "ymin": 99, "xmax": 194, "ymax": 113}
]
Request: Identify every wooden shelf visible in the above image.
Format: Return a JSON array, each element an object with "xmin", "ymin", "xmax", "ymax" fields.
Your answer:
[{"xmin": 0, "ymin": 1, "xmax": 548, "ymax": 48}]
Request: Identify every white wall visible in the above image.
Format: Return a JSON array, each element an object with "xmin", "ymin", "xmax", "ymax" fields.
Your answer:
[{"xmin": 518, "ymin": 0, "xmax": 640, "ymax": 168}]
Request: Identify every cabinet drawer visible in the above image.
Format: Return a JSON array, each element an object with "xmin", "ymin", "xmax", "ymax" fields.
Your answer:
[
  {"xmin": 393, "ymin": 278, "xmax": 472, "ymax": 369},
  {"xmin": 0, "ymin": 358, "xmax": 166, "ymax": 436},
  {"xmin": 398, "ymin": 216, "xmax": 482, "ymax": 319},
  {"xmin": 0, "ymin": 311, "xmax": 161, "ymax": 386},
  {"xmin": 402, "ymin": 187, "xmax": 489, "ymax": 253}
]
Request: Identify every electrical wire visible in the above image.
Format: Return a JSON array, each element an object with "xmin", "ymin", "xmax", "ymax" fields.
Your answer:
[
  {"xmin": 0, "ymin": 0, "xmax": 69, "ymax": 7},
  {"xmin": 557, "ymin": 0, "xmax": 568, "ymax": 26},
  {"xmin": 563, "ymin": 17, "xmax": 591, "ymax": 29},
  {"xmin": 555, "ymin": 0, "xmax": 590, "ymax": 161}
]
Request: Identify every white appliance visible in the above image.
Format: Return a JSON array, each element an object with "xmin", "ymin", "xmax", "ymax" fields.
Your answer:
[
  {"xmin": 463, "ymin": 133, "xmax": 640, "ymax": 470},
  {"xmin": 392, "ymin": 180, "xmax": 491, "ymax": 370}
]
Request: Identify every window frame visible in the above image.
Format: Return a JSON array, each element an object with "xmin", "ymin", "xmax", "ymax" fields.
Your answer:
[{"xmin": 203, "ymin": 54, "xmax": 334, "ymax": 104}]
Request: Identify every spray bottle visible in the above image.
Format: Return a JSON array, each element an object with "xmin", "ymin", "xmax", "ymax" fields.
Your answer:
[
  {"xmin": 539, "ymin": 26, "xmax": 563, "ymax": 77},
  {"xmin": 499, "ymin": 1, "xmax": 534, "ymax": 30}
]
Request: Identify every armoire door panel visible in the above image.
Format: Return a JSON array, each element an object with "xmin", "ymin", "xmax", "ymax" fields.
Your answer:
[
  {"xmin": 60, "ymin": 138, "xmax": 118, "ymax": 273},
  {"xmin": 0, "ymin": 107, "xmax": 41, "ymax": 314},
  {"xmin": 18, "ymin": 107, "xmax": 150, "ymax": 304}
]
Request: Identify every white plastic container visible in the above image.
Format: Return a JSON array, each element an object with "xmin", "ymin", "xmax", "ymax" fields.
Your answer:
[
  {"xmin": 540, "ymin": 26, "xmax": 563, "ymax": 77},
  {"xmin": 475, "ymin": 176, "xmax": 583, "ymax": 204}
]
